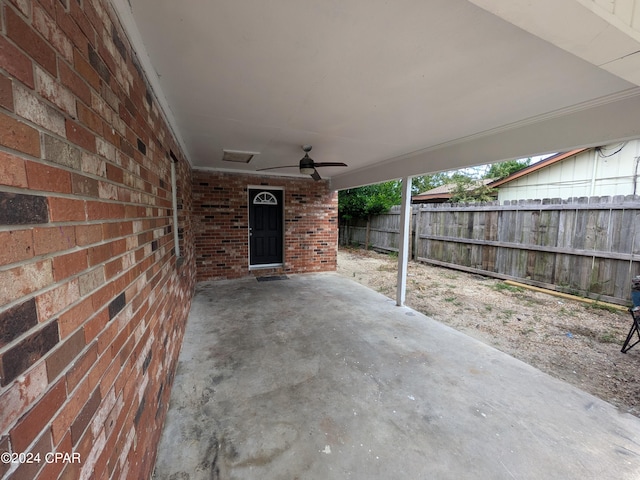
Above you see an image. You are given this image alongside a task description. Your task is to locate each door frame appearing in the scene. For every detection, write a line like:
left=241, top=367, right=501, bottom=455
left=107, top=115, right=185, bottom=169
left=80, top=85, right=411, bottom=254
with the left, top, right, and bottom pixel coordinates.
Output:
left=248, top=185, right=285, bottom=269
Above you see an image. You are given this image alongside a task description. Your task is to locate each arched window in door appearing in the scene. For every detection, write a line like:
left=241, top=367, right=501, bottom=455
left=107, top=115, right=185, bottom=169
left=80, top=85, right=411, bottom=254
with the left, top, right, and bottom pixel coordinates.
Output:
left=253, top=191, right=278, bottom=205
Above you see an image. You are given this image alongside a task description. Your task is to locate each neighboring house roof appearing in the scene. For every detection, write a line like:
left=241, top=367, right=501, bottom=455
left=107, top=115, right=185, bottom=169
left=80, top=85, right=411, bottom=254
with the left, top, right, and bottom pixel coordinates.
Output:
left=412, top=148, right=589, bottom=204
left=412, top=178, right=496, bottom=203
left=488, top=149, right=587, bottom=188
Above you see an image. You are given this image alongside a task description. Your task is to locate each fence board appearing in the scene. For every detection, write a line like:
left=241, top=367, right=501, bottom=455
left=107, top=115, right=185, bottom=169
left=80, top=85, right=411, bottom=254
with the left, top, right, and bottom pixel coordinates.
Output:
left=340, top=196, right=640, bottom=305
left=631, top=211, right=640, bottom=255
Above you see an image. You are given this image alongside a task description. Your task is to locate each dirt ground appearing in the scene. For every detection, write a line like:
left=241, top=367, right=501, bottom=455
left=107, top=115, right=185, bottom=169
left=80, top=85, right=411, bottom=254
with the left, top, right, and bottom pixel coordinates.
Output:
left=337, top=247, right=640, bottom=417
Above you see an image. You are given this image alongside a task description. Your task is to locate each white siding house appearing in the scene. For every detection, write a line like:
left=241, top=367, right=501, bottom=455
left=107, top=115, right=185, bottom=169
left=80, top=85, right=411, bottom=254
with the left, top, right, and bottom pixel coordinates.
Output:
left=494, top=139, right=640, bottom=202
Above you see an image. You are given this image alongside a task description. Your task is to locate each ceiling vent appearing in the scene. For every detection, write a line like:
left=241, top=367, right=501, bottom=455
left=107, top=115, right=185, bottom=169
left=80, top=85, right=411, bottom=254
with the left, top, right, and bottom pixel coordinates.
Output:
left=222, top=149, right=259, bottom=163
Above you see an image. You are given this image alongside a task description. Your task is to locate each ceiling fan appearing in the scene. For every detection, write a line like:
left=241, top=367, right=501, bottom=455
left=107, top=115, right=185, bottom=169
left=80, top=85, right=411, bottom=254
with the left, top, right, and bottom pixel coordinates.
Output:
left=258, top=145, right=348, bottom=181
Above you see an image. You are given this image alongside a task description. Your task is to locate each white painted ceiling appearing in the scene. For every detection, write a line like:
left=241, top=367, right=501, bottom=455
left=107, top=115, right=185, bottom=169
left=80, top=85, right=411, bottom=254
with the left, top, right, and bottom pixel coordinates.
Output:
left=113, top=0, right=640, bottom=189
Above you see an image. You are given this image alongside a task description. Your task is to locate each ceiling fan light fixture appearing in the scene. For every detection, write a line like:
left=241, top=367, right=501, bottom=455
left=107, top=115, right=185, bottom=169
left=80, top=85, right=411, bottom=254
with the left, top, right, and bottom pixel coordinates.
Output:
left=255, top=145, right=346, bottom=181
left=299, top=152, right=315, bottom=175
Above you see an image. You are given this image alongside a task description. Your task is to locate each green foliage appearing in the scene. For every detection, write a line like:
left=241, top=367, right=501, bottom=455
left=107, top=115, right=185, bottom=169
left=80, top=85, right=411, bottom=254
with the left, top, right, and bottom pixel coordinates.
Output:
left=485, top=159, right=531, bottom=179
left=598, top=331, right=619, bottom=344
left=585, top=302, right=621, bottom=314
left=490, top=282, right=523, bottom=293
left=447, top=157, right=531, bottom=203
left=410, top=173, right=448, bottom=195
left=448, top=173, right=496, bottom=203
left=340, top=158, right=531, bottom=214
left=338, top=181, right=402, bottom=221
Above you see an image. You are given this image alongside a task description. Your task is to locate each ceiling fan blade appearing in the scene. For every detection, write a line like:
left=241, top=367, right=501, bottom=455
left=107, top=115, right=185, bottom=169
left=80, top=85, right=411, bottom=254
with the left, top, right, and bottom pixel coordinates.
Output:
left=256, top=165, right=299, bottom=171
left=313, top=162, right=348, bottom=168
left=311, top=169, right=322, bottom=181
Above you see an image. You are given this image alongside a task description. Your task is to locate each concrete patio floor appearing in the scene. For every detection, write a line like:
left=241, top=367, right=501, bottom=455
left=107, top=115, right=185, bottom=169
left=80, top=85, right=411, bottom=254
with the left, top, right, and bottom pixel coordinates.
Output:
left=152, top=273, right=640, bottom=479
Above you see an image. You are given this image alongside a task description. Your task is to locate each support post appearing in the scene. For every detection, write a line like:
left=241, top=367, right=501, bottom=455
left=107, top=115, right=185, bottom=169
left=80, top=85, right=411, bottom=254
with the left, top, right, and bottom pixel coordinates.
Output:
left=396, top=176, right=412, bottom=306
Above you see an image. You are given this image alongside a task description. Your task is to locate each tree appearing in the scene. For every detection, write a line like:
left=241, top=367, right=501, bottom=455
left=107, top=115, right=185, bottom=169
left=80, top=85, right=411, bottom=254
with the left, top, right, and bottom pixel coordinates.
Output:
left=339, top=158, right=531, bottom=212
left=339, top=181, right=403, bottom=248
left=485, top=159, right=530, bottom=180
left=446, top=172, right=497, bottom=204
left=338, top=181, right=401, bottom=222
left=447, top=159, right=530, bottom=203
left=411, top=173, right=448, bottom=195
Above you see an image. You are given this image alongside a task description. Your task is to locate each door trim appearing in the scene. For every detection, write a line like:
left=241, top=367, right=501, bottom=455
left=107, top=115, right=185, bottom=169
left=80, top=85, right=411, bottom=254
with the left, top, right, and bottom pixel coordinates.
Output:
left=248, top=186, right=285, bottom=268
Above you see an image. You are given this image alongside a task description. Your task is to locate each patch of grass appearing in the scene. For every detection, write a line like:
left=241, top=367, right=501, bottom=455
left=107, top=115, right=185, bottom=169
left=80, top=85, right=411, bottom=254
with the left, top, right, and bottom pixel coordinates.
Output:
left=558, top=307, right=578, bottom=318
left=585, top=302, right=621, bottom=314
left=499, top=309, right=515, bottom=319
left=441, top=272, right=458, bottom=280
left=377, top=264, right=395, bottom=272
left=490, top=282, right=523, bottom=293
left=514, top=289, right=536, bottom=299
left=520, top=327, right=535, bottom=335
left=484, top=305, right=493, bottom=312
left=523, top=295, right=545, bottom=304
left=520, top=297, right=544, bottom=306
left=443, top=296, right=462, bottom=306
left=598, top=331, right=619, bottom=344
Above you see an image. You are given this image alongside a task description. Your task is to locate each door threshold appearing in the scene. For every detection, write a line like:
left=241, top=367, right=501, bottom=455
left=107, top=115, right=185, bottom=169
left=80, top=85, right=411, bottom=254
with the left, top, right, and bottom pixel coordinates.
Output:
left=249, top=263, right=284, bottom=270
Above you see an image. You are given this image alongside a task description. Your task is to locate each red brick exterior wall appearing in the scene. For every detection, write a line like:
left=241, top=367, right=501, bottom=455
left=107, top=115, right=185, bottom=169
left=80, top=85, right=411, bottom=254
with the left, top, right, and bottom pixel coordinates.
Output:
left=0, top=0, right=340, bottom=478
left=193, top=171, right=338, bottom=280
left=0, top=1, right=195, bottom=479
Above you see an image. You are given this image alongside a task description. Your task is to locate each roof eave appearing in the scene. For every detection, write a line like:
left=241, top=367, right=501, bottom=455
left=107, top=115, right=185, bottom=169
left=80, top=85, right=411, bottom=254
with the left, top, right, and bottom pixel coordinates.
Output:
left=489, top=148, right=589, bottom=187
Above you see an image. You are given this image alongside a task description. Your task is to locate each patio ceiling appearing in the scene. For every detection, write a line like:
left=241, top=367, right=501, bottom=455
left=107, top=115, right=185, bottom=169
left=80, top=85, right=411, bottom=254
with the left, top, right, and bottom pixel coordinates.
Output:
left=112, top=0, right=640, bottom=190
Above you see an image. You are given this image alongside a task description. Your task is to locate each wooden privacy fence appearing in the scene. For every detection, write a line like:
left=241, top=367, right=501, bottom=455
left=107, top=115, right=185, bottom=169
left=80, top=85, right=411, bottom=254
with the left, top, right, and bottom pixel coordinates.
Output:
left=340, top=196, right=640, bottom=305
left=339, top=205, right=418, bottom=252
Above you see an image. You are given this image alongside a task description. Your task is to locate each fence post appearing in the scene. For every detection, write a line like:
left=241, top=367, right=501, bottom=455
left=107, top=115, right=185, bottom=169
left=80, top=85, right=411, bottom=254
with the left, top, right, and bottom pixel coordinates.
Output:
left=365, top=215, right=371, bottom=250
left=413, top=206, right=421, bottom=260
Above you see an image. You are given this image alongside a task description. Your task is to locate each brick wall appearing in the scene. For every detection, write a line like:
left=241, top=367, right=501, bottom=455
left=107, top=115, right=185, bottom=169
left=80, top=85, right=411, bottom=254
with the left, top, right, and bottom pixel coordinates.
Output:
left=0, top=1, right=195, bottom=479
left=193, top=171, right=338, bottom=280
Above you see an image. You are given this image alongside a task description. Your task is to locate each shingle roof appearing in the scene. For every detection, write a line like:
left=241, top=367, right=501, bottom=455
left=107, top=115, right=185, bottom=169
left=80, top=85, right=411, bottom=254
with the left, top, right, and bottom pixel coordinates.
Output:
left=412, top=149, right=589, bottom=203
left=488, top=149, right=587, bottom=188
left=412, top=178, right=495, bottom=202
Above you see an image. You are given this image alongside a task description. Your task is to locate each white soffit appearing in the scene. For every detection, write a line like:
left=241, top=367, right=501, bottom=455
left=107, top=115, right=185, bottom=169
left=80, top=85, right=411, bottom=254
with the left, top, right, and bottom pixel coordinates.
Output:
left=468, top=0, right=640, bottom=84
left=113, top=0, right=640, bottom=189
